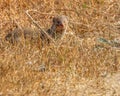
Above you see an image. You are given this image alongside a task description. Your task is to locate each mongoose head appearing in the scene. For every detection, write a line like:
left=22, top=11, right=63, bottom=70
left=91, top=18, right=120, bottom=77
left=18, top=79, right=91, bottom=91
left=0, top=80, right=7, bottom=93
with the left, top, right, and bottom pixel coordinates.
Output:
left=50, top=15, right=68, bottom=39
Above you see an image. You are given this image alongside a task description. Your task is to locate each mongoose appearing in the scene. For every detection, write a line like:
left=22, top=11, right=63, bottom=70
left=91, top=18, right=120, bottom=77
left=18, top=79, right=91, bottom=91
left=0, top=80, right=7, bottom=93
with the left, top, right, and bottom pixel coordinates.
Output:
left=5, top=15, right=68, bottom=44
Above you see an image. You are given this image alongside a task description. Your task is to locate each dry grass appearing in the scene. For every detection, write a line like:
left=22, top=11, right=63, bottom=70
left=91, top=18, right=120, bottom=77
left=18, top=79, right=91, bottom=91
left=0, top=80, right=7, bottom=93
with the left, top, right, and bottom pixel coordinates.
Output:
left=0, top=0, right=120, bottom=96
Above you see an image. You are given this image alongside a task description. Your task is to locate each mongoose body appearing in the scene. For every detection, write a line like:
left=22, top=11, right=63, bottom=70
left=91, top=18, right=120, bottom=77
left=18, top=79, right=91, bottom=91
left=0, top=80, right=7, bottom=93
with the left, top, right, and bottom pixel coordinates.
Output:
left=5, top=28, right=41, bottom=43
left=5, top=15, right=68, bottom=44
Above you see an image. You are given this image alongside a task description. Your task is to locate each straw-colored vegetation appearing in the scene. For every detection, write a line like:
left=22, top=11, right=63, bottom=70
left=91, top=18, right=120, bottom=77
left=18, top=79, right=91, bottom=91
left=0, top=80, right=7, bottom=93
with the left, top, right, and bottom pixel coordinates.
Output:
left=0, top=0, right=120, bottom=95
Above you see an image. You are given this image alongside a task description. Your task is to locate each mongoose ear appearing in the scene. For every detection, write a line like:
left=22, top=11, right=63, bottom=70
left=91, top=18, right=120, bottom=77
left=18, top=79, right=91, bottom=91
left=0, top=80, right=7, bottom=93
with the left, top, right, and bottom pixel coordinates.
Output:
left=53, top=17, right=56, bottom=23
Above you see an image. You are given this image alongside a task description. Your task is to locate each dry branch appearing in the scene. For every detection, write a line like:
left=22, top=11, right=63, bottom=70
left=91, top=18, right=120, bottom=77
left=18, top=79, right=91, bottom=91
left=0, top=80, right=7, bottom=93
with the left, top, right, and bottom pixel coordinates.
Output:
left=25, top=10, right=56, bottom=44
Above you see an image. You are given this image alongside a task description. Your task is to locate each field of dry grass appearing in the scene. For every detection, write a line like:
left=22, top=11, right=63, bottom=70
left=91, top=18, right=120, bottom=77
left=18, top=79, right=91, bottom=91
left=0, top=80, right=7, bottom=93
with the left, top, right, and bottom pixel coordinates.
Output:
left=0, top=0, right=120, bottom=96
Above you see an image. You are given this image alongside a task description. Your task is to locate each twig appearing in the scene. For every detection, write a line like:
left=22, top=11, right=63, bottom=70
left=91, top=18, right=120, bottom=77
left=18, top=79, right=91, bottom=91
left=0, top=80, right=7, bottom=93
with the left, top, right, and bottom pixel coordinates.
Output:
left=26, top=9, right=54, bottom=15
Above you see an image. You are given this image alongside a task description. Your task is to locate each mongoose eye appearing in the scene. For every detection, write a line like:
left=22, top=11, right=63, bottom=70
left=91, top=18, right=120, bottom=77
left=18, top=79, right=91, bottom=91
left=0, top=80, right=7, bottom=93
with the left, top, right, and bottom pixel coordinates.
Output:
left=57, top=21, right=63, bottom=26
left=57, top=21, right=60, bottom=24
